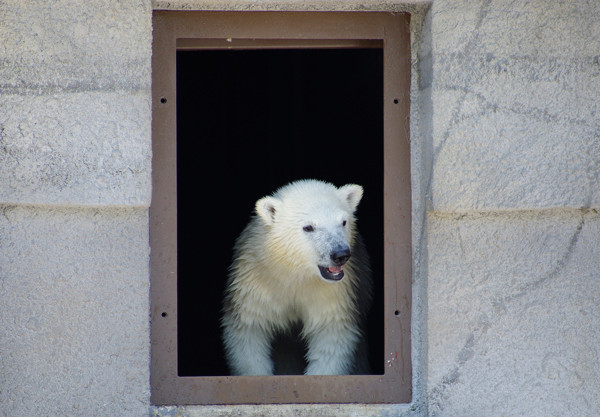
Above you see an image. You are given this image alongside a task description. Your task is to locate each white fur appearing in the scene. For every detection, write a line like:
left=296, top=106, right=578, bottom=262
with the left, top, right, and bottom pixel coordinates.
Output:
left=222, top=179, right=372, bottom=375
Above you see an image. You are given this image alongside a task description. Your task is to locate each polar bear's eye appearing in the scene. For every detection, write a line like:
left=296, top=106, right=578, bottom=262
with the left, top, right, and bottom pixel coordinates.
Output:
left=342, top=220, right=347, bottom=227
left=303, top=225, right=315, bottom=232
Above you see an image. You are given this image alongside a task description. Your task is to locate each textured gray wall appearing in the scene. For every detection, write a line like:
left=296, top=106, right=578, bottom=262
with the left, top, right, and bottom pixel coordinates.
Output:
left=0, top=206, right=150, bottom=416
left=429, top=0, right=600, bottom=211
left=0, top=1, right=152, bottom=205
left=0, top=0, right=152, bottom=416
left=426, top=1, right=600, bottom=416
left=428, top=209, right=600, bottom=416
left=1, top=0, right=599, bottom=416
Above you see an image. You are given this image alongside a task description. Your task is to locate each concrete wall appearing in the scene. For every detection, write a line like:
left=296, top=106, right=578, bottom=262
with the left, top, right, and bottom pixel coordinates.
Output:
left=0, top=0, right=152, bottom=416
left=1, top=0, right=599, bottom=416
left=426, top=1, right=600, bottom=415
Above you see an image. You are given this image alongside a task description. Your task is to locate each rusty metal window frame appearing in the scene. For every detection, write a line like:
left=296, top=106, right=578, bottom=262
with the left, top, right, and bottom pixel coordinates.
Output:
left=150, top=11, right=412, bottom=405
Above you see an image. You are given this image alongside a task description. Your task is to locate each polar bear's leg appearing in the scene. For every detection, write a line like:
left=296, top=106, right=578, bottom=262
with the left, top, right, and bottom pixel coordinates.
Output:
left=223, top=323, right=273, bottom=375
left=303, top=322, right=360, bottom=375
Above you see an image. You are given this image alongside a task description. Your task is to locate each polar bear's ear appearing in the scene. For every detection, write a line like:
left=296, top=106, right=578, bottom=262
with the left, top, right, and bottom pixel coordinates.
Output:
left=255, top=196, right=281, bottom=225
left=338, top=184, right=363, bottom=210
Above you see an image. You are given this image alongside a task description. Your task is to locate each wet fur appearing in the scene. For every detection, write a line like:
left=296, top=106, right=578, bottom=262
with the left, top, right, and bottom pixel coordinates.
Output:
left=222, top=180, right=372, bottom=375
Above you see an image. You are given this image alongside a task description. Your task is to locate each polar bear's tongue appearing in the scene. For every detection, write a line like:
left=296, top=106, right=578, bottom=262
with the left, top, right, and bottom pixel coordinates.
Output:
left=328, top=265, right=344, bottom=275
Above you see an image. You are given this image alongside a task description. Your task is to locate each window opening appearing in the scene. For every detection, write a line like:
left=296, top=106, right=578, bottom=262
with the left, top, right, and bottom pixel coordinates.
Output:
left=176, top=48, right=384, bottom=377
left=150, top=11, right=412, bottom=405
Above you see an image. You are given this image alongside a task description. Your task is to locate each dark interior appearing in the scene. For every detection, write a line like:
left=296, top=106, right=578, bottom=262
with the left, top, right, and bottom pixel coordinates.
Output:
left=176, top=48, right=384, bottom=376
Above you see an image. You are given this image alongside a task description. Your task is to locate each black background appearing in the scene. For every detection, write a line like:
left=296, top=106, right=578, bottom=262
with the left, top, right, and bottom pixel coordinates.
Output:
left=176, top=48, right=384, bottom=376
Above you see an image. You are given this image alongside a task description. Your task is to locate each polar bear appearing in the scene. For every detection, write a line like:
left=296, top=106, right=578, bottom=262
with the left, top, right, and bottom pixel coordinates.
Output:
left=222, top=179, right=372, bottom=375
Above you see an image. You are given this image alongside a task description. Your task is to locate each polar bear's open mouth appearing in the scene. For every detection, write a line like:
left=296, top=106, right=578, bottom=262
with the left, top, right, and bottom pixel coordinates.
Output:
left=318, top=265, right=345, bottom=281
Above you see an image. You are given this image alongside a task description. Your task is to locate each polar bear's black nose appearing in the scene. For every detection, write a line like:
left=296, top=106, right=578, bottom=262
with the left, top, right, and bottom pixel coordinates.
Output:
left=331, top=248, right=351, bottom=265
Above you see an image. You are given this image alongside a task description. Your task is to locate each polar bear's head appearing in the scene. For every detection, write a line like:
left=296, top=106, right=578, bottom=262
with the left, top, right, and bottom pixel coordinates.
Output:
left=255, top=179, right=363, bottom=282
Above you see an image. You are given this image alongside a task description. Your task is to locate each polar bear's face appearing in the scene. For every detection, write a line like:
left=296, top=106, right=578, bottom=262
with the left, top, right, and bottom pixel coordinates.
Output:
left=255, top=180, right=363, bottom=282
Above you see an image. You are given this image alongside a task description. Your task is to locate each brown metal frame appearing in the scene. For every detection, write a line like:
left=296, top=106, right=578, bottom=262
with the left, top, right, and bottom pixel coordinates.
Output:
left=150, top=11, right=412, bottom=405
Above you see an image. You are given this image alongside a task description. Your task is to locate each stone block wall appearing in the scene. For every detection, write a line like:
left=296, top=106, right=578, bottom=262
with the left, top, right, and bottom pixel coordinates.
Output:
left=0, top=1, right=152, bottom=415
left=1, top=1, right=598, bottom=416
left=426, top=1, right=600, bottom=415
